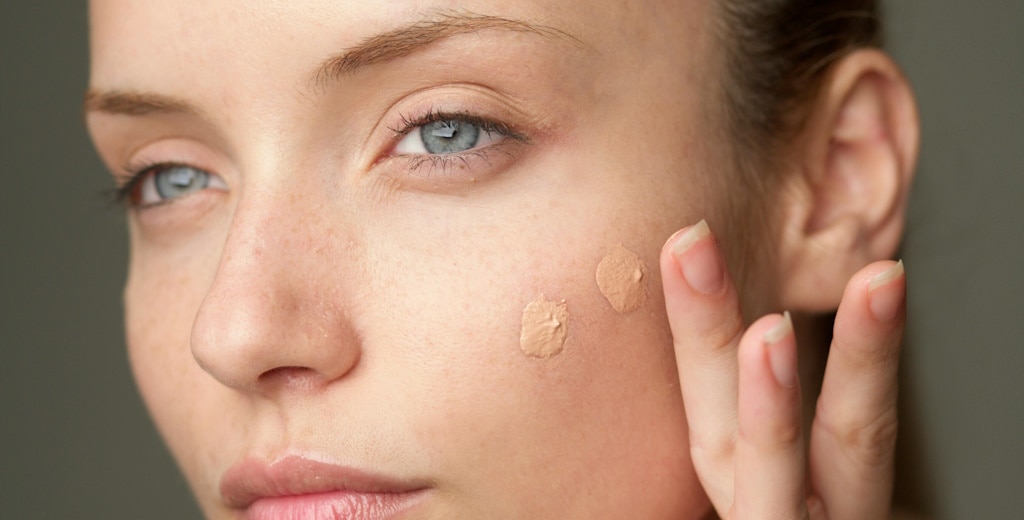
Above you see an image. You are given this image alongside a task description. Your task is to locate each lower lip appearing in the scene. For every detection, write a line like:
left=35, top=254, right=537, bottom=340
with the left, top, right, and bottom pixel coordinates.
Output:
left=244, top=490, right=426, bottom=520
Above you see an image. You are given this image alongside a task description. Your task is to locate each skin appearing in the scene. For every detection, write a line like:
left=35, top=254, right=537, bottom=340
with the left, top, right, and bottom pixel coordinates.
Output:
left=86, top=0, right=918, bottom=518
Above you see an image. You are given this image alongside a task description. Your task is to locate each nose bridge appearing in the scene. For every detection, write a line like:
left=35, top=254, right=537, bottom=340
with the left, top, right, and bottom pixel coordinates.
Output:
left=190, top=183, right=361, bottom=395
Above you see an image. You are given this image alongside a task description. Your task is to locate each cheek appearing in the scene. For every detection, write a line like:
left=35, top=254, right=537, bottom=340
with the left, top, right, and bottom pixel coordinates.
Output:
left=123, top=238, right=233, bottom=506
left=378, top=245, right=700, bottom=515
left=356, top=153, right=706, bottom=513
left=125, top=255, right=199, bottom=423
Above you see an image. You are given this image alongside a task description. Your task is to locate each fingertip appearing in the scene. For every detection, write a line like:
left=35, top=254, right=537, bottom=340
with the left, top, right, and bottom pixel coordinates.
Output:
left=762, top=311, right=793, bottom=345
left=764, top=312, right=798, bottom=389
left=669, top=219, right=711, bottom=258
left=740, top=313, right=790, bottom=347
left=662, top=220, right=725, bottom=296
left=661, top=221, right=700, bottom=255
left=846, top=260, right=906, bottom=297
left=739, top=313, right=798, bottom=390
left=660, top=220, right=741, bottom=342
left=836, top=260, right=907, bottom=331
left=867, top=260, right=906, bottom=322
left=868, top=260, right=905, bottom=292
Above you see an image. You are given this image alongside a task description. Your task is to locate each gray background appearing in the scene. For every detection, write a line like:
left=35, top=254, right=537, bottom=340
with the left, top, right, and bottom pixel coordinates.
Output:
left=1, top=1, right=1021, bottom=518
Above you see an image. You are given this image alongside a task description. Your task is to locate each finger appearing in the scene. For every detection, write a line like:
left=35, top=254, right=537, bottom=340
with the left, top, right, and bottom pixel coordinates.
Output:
left=661, top=220, right=745, bottom=511
left=810, top=260, right=906, bottom=519
left=732, top=312, right=809, bottom=519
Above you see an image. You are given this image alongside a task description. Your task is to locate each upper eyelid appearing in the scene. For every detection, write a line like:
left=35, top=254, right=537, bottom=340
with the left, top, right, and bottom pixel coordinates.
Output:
left=99, top=134, right=230, bottom=194
left=117, top=159, right=187, bottom=190
left=387, top=110, right=528, bottom=145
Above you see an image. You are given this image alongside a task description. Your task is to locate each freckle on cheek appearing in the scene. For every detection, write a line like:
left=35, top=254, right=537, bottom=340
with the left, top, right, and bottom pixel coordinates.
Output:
left=519, top=295, right=569, bottom=359
left=596, top=244, right=647, bottom=314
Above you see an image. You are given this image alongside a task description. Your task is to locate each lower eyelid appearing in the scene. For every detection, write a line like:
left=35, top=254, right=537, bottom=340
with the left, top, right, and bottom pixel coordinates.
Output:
left=380, top=138, right=523, bottom=188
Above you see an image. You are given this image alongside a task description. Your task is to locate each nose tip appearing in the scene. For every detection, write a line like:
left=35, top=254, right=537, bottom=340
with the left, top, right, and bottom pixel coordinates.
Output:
left=191, top=293, right=362, bottom=395
left=189, top=260, right=363, bottom=396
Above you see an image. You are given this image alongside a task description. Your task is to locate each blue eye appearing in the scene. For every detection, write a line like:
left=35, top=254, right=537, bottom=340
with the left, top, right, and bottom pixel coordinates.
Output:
left=394, top=117, right=504, bottom=155
left=154, top=166, right=210, bottom=199
left=419, top=120, right=480, bottom=153
left=121, top=164, right=228, bottom=207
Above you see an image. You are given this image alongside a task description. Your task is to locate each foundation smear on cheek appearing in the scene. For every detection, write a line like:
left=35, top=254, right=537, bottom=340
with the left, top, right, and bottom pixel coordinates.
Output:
left=596, top=244, right=647, bottom=314
left=519, top=295, right=569, bottom=359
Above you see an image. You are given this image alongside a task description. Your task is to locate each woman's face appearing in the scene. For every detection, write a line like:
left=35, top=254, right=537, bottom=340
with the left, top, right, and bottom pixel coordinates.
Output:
left=88, top=0, right=744, bottom=517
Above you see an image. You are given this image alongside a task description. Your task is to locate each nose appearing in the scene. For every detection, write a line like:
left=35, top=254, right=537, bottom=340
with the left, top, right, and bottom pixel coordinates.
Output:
left=190, top=193, right=362, bottom=396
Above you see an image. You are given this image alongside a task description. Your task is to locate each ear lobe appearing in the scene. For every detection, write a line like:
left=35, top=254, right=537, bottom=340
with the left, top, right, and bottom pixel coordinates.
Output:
left=777, top=50, right=919, bottom=312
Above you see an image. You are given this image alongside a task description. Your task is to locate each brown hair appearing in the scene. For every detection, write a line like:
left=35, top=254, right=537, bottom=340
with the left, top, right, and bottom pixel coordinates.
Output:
left=716, top=0, right=882, bottom=175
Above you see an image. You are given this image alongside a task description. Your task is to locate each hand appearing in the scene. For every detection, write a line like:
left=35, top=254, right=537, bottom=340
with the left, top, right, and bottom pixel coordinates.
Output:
left=661, top=220, right=906, bottom=519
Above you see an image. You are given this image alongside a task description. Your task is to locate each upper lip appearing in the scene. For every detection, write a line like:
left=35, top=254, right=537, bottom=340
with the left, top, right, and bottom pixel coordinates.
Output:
left=220, top=454, right=430, bottom=509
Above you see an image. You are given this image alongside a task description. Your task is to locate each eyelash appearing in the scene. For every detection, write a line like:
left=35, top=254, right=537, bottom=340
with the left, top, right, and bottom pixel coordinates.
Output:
left=111, top=160, right=169, bottom=206
left=389, top=108, right=524, bottom=141
left=386, top=108, right=527, bottom=172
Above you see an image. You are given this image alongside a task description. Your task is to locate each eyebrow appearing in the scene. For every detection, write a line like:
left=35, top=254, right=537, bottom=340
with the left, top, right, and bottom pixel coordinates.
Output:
left=85, top=11, right=582, bottom=117
left=83, top=89, right=203, bottom=117
left=311, top=11, right=583, bottom=88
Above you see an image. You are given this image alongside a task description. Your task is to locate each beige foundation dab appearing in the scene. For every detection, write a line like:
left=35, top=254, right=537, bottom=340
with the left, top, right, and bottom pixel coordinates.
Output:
left=519, top=295, right=569, bottom=359
left=596, top=244, right=646, bottom=314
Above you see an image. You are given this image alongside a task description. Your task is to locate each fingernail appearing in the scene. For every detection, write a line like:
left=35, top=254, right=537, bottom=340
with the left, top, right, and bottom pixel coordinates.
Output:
left=671, top=220, right=724, bottom=295
left=868, top=260, right=905, bottom=322
left=763, top=312, right=797, bottom=388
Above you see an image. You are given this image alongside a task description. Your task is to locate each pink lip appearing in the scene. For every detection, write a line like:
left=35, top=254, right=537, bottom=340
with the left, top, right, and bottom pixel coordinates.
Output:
left=220, top=455, right=430, bottom=519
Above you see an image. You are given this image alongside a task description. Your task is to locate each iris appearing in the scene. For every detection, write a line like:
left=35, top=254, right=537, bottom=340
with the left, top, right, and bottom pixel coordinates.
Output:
left=419, top=120, right=481, bottom=154
left=154, top=166, right=211, bottom=199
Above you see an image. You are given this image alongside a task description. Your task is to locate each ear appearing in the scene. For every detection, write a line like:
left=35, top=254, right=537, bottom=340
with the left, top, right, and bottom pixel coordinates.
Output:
left=775, top=49, right=919, bottom=313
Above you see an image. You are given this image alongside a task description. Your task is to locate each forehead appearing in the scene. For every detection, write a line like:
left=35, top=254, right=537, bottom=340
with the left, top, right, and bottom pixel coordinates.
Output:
left=88, top=0, right=713, bottom=89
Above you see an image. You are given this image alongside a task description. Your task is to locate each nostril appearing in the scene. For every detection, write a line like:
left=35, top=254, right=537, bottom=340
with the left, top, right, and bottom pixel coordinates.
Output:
left=257, top=366, right=323, bottom=392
